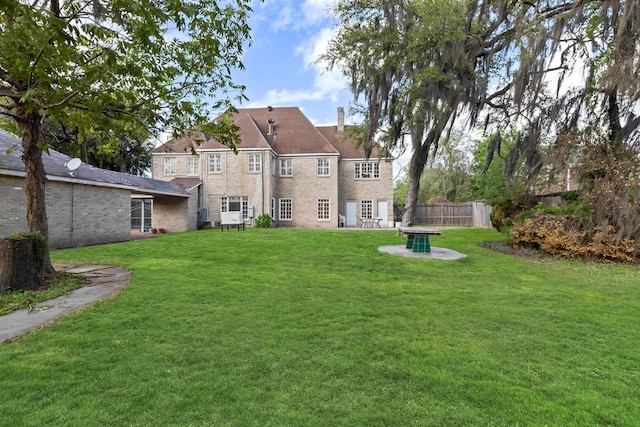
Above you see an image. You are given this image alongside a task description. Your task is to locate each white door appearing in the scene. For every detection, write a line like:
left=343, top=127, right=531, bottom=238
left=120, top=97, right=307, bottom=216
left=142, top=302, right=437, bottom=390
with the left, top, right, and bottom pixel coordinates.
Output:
left=346, top=201, right=357, bottom=227
left=377, top=200, right=388, bottom=227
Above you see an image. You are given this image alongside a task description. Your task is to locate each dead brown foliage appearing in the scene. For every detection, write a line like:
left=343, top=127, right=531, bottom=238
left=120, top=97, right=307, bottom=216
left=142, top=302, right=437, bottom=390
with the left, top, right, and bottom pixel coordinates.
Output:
left=510, top=213, right=640, bottom=264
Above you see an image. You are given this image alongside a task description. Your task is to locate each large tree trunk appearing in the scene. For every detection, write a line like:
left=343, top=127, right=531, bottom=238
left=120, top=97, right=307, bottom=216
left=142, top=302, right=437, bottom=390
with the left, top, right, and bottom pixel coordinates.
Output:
left=402, top=132, right=432, bottom=227
left=16, top=106, right=55, bottom=276
left=401, top=117, right=449, bottom=227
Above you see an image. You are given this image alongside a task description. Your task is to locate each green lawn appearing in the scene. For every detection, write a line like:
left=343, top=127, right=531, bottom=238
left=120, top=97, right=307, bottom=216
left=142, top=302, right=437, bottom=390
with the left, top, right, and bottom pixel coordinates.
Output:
left=1, top=228, right=639, bottom=426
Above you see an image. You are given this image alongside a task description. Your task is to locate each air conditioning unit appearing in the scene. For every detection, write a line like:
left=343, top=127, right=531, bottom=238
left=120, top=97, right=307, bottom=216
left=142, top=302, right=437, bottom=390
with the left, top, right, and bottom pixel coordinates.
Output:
left=221, top=211, right=243, bottom=225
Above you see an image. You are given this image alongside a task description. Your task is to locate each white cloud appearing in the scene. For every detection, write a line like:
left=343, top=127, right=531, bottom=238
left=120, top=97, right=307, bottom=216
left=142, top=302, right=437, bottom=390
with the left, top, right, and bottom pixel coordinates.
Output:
left=247, top=26, right=348, bottom=107
left=301, top=0, right=331, bottom=27
left=298, top=27, right=347, bottom=96
left=258, top=0, right=332, bottom=32
left=271, top=4, right=295, bottom=31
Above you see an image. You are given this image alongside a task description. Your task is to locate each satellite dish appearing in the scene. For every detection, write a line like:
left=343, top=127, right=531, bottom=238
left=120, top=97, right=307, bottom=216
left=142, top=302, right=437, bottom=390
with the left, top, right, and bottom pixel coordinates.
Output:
left=65, top=158, right=82, bottom=176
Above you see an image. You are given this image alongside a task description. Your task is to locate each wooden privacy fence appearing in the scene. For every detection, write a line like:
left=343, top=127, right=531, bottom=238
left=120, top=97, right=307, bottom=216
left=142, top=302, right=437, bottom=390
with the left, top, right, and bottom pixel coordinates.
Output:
left=414, top=201, right=492, bottom=228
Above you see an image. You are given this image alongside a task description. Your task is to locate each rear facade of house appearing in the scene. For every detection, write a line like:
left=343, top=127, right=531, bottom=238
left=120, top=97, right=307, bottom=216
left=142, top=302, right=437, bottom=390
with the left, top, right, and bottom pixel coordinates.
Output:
left=152, top=107, right=394, bottom=228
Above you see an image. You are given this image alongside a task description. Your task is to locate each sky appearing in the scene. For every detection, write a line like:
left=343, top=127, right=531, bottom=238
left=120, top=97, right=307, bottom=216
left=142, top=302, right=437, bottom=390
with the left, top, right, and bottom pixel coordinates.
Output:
left=233, top=0, right=354, bottom=127
left=230, top=0, right=411, bottom=178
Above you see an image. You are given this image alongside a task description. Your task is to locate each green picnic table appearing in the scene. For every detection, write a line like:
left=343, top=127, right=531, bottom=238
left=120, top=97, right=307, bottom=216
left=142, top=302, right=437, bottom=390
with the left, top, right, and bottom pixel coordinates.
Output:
left=398, top=227, right=442, bottom=253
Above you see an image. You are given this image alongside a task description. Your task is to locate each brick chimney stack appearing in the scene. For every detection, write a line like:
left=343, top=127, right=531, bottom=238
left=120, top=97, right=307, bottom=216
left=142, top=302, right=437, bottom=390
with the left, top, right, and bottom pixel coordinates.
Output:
left=337, top=107, right=345, bottom=133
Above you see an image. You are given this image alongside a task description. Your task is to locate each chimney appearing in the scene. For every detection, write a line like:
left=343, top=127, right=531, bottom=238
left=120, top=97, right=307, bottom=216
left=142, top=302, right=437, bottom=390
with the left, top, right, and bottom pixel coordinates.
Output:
left=337, top=107, right=345, bottom=133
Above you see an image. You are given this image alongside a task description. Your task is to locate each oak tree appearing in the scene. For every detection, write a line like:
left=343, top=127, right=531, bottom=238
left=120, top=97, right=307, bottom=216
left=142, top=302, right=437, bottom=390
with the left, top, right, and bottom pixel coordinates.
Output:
left=326, top=1, right=640, bottom=231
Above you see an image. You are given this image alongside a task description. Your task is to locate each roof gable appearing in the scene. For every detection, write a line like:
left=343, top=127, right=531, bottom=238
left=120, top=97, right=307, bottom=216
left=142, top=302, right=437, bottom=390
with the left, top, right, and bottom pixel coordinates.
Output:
left=153, top=130, right=208, bottom=154
left=317, top=125, right=388, bottom=160
left=200, top=113, right=271, bottom=150
left=231, top=107, right=338, bottom=155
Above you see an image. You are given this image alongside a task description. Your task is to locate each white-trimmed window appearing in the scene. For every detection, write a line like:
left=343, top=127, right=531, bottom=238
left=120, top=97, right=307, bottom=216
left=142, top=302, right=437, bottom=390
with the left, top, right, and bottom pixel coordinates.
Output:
left=317, top=158, right=330, bottom=176
left=208, top=154, right=221, bottom=173
left=279, top=198, right=292, bottom=221
left=221, top=196, right=248, bottom=219
left=355, top=162, right=379, bottom=179
left=271, top=198, right=276, bottom=219
left=361, top=200, right=373, bottom=219
left=163, top=157, right=176, bottom=176
left=317, top=198, right=330, bottom=220
left=248, top=153, right=262, bottom=172
left=280, top=158, right=293, bottom=176
left=187, top=156, right=199, bottom=176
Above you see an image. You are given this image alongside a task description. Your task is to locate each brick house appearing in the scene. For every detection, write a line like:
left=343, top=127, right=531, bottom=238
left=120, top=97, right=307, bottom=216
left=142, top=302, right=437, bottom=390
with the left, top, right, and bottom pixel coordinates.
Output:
left=0, top=130, right=195, bottom=248
left=152, top=107, right=394, bottom=228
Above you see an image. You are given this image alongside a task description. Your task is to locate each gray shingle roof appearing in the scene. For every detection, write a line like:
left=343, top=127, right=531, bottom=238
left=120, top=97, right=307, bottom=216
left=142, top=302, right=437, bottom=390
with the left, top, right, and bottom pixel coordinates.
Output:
left=0, top=130, right=188, bottom=197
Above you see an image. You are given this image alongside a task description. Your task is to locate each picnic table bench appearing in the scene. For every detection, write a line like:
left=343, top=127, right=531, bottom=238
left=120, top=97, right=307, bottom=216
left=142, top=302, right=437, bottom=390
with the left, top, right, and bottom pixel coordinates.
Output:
left=220, top=222, right=245, bottom=231
left=398, top=227, right=441, bottom=253
left=220, top=211, right=245, bottom=231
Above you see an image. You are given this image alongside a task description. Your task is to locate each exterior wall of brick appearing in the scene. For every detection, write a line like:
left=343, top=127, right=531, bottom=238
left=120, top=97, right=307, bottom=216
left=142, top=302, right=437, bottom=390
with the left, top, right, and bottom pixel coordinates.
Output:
left=0, top=176, right=28, bottom=236
left=152, top=188, right=198, bottom=233
left=338, top=159, right=395, bottom=225
left=152, top=129, right=396, bottom=228
left=152, top=153, right=201, bottom=182
left=1, top=176, right=131, bottom=248
left=152, top=148, right=396, bottom=228
left=275, top=155, right=339, bottom=228
left=200, top=150, right=271, bottom=225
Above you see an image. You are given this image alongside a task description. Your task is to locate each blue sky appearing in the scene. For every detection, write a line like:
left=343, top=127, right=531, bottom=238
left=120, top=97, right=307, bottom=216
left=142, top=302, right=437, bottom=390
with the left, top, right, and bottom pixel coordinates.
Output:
left=233, top=0, right=354, bottom=127
left=228, top=0, right=410, bottom=179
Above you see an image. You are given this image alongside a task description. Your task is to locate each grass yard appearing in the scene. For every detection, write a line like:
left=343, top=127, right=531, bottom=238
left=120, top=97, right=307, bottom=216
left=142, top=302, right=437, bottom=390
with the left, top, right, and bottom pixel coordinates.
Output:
left=1, top=227, right=639, bottom=426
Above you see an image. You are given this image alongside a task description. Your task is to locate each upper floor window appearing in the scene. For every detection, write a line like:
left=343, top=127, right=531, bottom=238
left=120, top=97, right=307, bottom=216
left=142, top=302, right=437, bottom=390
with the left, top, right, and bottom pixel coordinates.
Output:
left=354, top=162, right=379, bottom=179
left=317, top=158, right=330, bottom=176
left=208, top=154, right=221, bottom=173
left=280, top=158, right=293, bottom=176
left=163, top=157, right=176, bottom=176
left=187, top=156, right=199, bottom=176
left=248, top=153, right=262, bottom=172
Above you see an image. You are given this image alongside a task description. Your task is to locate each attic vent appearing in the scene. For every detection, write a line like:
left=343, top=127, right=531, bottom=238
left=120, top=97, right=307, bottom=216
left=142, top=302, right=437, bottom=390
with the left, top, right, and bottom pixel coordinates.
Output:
left=267, top=106, right=273, bottom=111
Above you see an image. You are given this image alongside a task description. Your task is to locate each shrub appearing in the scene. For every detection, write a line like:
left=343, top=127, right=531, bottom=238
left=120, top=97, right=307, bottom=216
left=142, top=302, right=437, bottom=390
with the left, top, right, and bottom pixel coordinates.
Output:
left=490, top=195, right=538, bottom=232
left=254, top=214, right=274, bottom=228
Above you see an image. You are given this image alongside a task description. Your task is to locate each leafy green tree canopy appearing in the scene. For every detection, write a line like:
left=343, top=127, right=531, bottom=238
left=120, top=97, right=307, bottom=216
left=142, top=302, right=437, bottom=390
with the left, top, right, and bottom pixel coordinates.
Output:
left=0, top=0, right=254, bottom=273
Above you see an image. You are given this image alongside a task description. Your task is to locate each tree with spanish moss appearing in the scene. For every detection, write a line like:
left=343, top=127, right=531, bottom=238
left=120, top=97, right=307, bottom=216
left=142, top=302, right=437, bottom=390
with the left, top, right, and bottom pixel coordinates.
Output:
left=326, top=1, right=640, bottom=236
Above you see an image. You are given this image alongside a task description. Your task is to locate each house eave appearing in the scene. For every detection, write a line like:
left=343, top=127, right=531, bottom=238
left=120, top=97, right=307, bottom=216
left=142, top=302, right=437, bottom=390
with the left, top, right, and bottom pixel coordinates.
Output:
left=0, top=168, right=190, bottom=198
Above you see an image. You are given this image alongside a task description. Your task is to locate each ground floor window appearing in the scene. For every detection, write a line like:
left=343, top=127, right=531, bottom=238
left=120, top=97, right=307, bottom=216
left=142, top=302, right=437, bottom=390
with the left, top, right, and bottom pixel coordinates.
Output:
left=221, top=196, right=248, bottom=219
left=361, top=199, right=373, bottom=219
left=271, top=198, right=276, bottom=219
left=317, top=198, right=330, bottom=220
left=279, top=198, right=292, bottom=221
